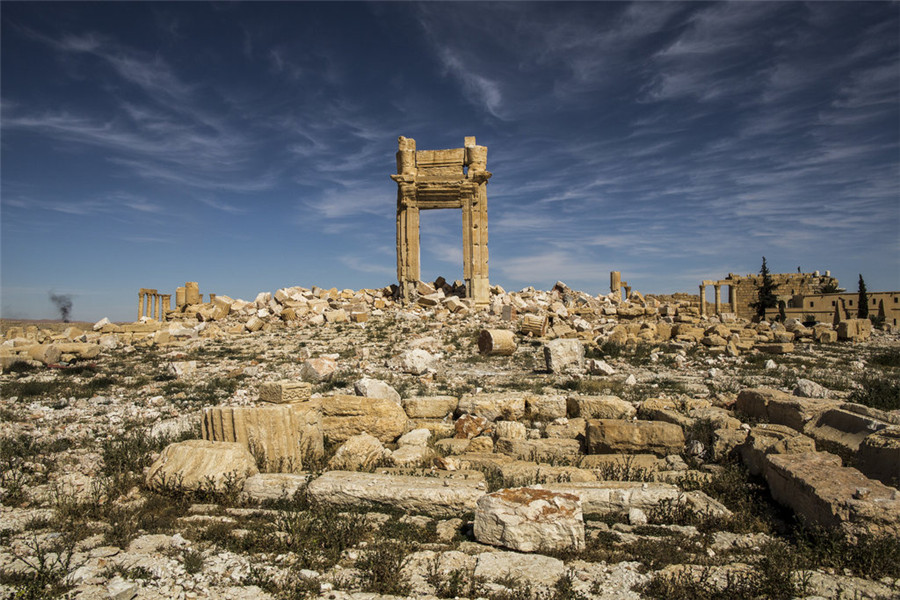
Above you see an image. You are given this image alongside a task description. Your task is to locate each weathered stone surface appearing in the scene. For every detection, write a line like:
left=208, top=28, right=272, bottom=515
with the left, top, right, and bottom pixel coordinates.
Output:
left=398, top=428, right=431, bottom=446
left=402, top=395, right=458, bottom=419
left=306, top=471, right=485, bottom=517
left=390, top=444, right=436, bottom=467
left=543, top=338, right=585, bottom=374
left=243, top=473, right=311, bottom=502
left=490, top=461, right=599, bottom=486
left=494, top=421, right=526, bottom=440
left=793, top=378, right=833, bottom=399
left=327, top=434, right=390, bottom=471
left=454, top=414, right=492, bottom=439
left=146, top=440, right=258, bottom=491
left=399, top=348, right=438, bottom=374
left=567, top=395, right=636, bottom=420
left=764, top=452, right=900, bottom=538
left=202, top=403, right=322, bottom=471
left=474, top=551, right=566, bottom=588
left=837, top=319, right=872, bottom=341
left=578, top=453, right=664, bottom=473
left=545, top=417, right=586, bottom=440
left=258, top=381, right=312, bottom=404
left=739, top=424, right=817, bottom=477
left=757, top=342, right=794, bottom=354
left=354, top=377, right=401, bottom=404
left=434, top=438, right=474, bottom=455
left=474, top=487, right=585, bottom=552
left=857, top=426, right=900, bottom=487
left=26, top=343, right=61, bottom=364
left=477, top=329, right=517, bottom=356
left=804, top=408, right=891, bottom=454
left=299, top=357, right=337, bottom=382
left=525, top=394, right=567, bottom=421
left=541, top=482, right=731, bottom=519
left=494, top=438, right=582, bottom=462
left=56, top=342, right=101, bottom=359
left=586, top=419, right=685, bottom=456
left=458, top=392, right=526, bottom=422
left=735, top=388, right=839, bottom=432
left=318, top=395, right=409, bottom=443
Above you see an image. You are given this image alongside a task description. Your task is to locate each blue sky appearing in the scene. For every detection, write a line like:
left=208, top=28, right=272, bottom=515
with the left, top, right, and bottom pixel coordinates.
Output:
left=2, top=2, right=898, bottom=322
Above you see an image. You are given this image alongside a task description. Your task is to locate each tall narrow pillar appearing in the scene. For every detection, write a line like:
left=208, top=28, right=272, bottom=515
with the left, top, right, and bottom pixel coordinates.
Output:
left=713, top=284, right=722, bottom=315
left=185, top=282, right=201, bottom=305
left=699, top=285, right=706, bottom=317
left=138, top=291, right=145, bottom=320
left=610, top=271, right=621, bottom=296
left=151, top=294, right=158, bottom=320
left=160, top=294, right=171, bottom=321
left=729, top=285, right=737, bottom=314
left=623, top=285, right=631, bottom=300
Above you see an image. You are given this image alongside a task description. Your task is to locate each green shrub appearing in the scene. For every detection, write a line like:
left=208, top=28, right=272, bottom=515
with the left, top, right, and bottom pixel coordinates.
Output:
left=848, top=373, right=900, bottom=411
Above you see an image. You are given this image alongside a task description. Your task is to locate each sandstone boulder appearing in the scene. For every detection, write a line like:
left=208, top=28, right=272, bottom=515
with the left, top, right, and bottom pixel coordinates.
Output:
left=494, top=438, right=582, bottom=462
left=327, top=434, right=390, bottom=471
left=458, top=392, right=526, bottom=422
left=857, top=426, right=900, bottom=487
left=402, top=395, right=459, bottom=419
left=543, top=339, right=585, bottom=374
left=739, top=424, right=817, bottom=477
left=146, top=440, right=257, bottom=491
left=585, top=419, right=684, bottom=456
left=299, top=357, right=337, bottom=382
left=735, top=388, right=839, bottom=432
left=525, top=395, right=567, bottom=421
left=474, top=487, right=585, bottom=552
left=474, top=551, right=565, bottom=588
left=318, top=395, right=409, bottom=443
left=258, top=381, right=312, bottom=404
left=243, top=473, right=311, bottom=502
left=567, top=395, right=636, bottom=420
left=354, top=377, right=401, bottom=404
left=454, top=414, right=492, bottom=439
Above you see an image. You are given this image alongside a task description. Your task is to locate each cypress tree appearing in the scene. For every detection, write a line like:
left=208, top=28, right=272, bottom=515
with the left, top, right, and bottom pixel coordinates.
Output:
left=858, top=274, right=869, bottom=319
left=751, top=257, right=778, bottom=320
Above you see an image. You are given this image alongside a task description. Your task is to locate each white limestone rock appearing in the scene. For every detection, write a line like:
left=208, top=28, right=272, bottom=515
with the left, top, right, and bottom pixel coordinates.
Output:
left=354, top=377, right=401, bottom=404
left=327, top=434, right=390, bottom=471
left=543, top=339, right=585, bottom=374
left=474, top=487, right=585, bottom=552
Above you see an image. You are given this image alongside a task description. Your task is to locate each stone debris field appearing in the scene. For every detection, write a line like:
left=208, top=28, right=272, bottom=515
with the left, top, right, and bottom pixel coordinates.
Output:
left=1, top=279, right=899, bottom=600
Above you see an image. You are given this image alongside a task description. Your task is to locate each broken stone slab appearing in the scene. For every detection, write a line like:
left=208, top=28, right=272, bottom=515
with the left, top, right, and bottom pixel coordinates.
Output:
left=763, top=451, right=900, bottom=538
left=474, top=487, right=585, bottom=552
left=458, top=392, right=526, bottom=422
left=55, top=342, right=101, bottom=359
left=316, top=394, right=410, bottom=443
left=258, top=381, right=312, bottom=404
left=390, top=444, right=436, bottom=467
left=402, top=395, right=459, bottom=419
left=757, top=342, right=795, bottom=354
left=473, top=551, right=566, bottom=588
left=243, top=473, right=312, bottom=502
left=477, top=329, right=517, bottom=356
left=577, top=453, right=664, bottom=473
left=585, top=419, right=685, bottom=456
left=306, top=471, right=485, bottom=517
left=857, top=426, right=900, bottom=488
left=739, top=424, right=818, bottom=477
left=735, top=388, right=840, bottom=432
left=804, top=408, right=891, bottom=454
left=539, top=481, right=731, bottom=519
left=202, top=403, right=322, bottom=471
left=26, top=343, right=61, bottom=365
left=543, top=338, right=585, bottom=373
left=354, top=377, right=401, bottom=404
left=837, top=318, right=872, bottom=341
left=327, top=434, right=391, bottom=471
left=454, top=414, right=493, bottom=439
left=545, top=417, right=586, bottom=439
left=490, top=461, right=599, bottom=486
left=398, top=428, right=431, bottom=446
left=299, top=357, right=337, bottom=382
left=146, top=440, right=258, bottom=492
left=494, top=438, right=582, bottom=462
left=494, top=421, right=526, bottom=440
left=398, top=348, right=438, bottom=375
left=567, top=395, right=636, bottom=420
left=793, top=378, right=834, bottom=399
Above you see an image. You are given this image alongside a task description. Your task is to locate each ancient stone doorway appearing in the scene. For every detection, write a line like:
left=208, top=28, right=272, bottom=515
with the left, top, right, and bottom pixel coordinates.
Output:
left=391, top=136, right=492, bottom=305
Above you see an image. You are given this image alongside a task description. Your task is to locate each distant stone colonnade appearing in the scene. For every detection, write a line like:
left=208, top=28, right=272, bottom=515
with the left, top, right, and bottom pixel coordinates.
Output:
left=138, top=289, right=171, bottom=321
left=609, top=271, right=631, bottom=301
left=699, top=280, right=737, bottom=317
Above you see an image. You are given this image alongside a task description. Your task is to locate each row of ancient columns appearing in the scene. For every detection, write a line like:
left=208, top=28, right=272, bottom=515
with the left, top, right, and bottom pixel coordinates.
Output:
left=138, top=288, right=171, bottom=321
left=699, top=280, right=737, bottom=317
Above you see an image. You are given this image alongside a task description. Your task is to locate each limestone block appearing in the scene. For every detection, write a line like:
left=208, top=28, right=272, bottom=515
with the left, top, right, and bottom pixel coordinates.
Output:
left=764, top=452, right=900, bottom=538
left=837, top=319, right=872, bottom=341
left=458, top=392, right=526, bottom=422
left=757, top=342, right=794, bottom=354
left=586, top=359, right=616, bottom=376
left=398, top=428, right=432, bottom=447
left=711, top=427, right=748, bottom=461
left=202, top=403, right=322, bottom=471
left=92, top=317, right=111, bottom=331
left=586, top=419, right=685, bottom=456
left=244, top=316, right=263, bottom=332
left=26, top=344, right=61, bottom=364
left=567, top=395, right=636, bottom=420
left=474, top=487, right=585, bottom=552
left=243, top=473, right=311, bottom=502
left=474, top=551, right=565, bottom=588
left=318, top=394, right=409, bottom=443
left=454, top=414, right=492, bottom=439
left=735, top=388, right=839, bottom=432
left=578, top=453, right=664, bottom=472
left=434, top=438, right=473, bottom=455
left=477, top=329, right=517, bottom=356
left=354, top=377, right=401, bottom=404
left=146, top=440, right=258, bottom=491
left=324, top=309, right=348, bottom=323
left=492, top=461, right=599, bottom=486
left=403, top=395, right=459, bottom=419
left=391, top=444, right=436, bottom=467
left=327, top=434, right=390, bottom=471
left=258, top=381, right=312, bottom=404
left=804, top=408, right=891, bottom=454
left=545, top=418, right=586, bottom=439
left=306, top=471, right=485, bottom=517
left=739, top=424, right=818, bottom=477
left=525, top=395, right=567, bottom=421
left=299, top=357, right=337, bottom=382
left=520, top=314, right=549, bottom=337
left=543, top=339, right=585, bottom=374
left=467, top=436, right=494, bottom=453
left=399, top=348, right=438, bottom=375
left=494, top=438, right=582, bottom=462
left=495, top=421, right=526, bottom=440
left=814, top=326, right=838, bottom=343
left=857, top=426, right=900, bottom=487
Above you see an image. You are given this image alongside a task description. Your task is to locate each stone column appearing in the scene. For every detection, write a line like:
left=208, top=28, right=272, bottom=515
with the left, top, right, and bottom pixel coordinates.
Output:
left=699, top=284, right=706, bottom=317
left=138, top=291, right=145, bottom=320
left=185, top=282, right=201, bottom=305
left=713, top=284, right=721, bottom=315
left=730, top=285, right=737, bottom=314
left=464, top=138, right=491, bottom=306
left=176, top=287, right=186, bottom=308
left=151, top=294, right=157, bottom=320
left=623, top=285, right=631, bottom=300
left=160, top=294, right=171, bottom=321
left=610, top=271, right=621, bottom=296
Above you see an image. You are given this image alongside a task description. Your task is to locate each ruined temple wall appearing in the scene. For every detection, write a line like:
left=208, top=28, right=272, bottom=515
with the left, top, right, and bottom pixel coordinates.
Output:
left=726, top=272, right=839, bottom=320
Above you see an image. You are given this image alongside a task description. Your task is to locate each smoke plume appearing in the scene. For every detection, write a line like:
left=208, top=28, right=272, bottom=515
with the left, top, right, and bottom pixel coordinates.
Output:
left=49, top=292, right=73, bottom=322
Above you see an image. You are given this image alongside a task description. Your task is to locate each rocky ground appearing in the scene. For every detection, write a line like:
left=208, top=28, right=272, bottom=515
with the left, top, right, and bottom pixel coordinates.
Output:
left=1, top=282, right=898, bottom=600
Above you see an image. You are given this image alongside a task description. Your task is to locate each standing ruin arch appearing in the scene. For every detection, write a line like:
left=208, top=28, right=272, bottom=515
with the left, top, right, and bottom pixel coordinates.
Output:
left=391, top=136, right=492, bottom=305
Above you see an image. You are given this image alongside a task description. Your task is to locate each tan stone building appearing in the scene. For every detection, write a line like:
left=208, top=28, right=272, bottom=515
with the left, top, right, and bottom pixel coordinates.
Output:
left=699, top=271, right=839, bottom=320
left=786, top=291, right=900, bottom=327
